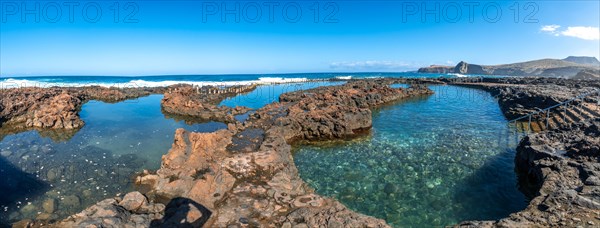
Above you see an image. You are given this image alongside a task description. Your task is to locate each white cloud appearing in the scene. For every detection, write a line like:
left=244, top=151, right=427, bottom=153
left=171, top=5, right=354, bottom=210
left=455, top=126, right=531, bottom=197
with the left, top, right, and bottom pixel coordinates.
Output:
left=541, top=25, right=599, bottom=40
left=329, top=60, right=414, bottom=70
left=541, top=25, right=560, bottom=32
left=560, top=26, right=600, bottom=40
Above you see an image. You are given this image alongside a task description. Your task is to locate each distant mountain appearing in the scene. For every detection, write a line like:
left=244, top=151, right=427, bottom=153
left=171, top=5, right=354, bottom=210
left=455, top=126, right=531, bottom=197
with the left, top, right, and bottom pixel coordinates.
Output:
left=563, top=56, right=600, bottom=66
left=418, top=57, right=600, bottom=78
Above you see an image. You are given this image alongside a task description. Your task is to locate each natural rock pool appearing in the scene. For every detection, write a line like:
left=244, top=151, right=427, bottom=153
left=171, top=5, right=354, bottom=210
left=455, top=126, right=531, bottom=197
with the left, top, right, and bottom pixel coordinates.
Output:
left=0, top=82, right=345, bottom=224
left=0, top=84, right=527, bottom=226
left=293, top=85, right=527, bottom=227
left=0, top=95, right=225, bottom=223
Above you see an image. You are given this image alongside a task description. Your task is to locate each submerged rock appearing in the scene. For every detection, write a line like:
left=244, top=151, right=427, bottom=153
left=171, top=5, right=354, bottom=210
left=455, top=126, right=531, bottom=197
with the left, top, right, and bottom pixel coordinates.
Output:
left=42, top=198, right=56, bottom=214
left=61, top=195, right=81, bottom=210
left=0, top=150, right=12, bottom=157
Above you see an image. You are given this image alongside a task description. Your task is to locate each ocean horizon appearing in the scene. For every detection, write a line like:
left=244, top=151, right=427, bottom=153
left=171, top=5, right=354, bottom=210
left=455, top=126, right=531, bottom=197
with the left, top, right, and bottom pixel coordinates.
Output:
left=0, top=72, right=461, bottom=88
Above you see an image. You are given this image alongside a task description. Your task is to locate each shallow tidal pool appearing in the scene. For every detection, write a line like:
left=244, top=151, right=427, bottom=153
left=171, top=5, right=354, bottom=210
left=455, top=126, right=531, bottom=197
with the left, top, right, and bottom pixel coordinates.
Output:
left=0, top=95, right=226, bottom=224
left=293, top=85, right=527, bottom=227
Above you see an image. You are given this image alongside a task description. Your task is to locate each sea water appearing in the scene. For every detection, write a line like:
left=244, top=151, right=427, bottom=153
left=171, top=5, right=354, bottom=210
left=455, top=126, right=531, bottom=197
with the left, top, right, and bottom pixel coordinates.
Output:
left=0, top=72, right=447, bottom=88
left=293, top=85, right=527, bottom=227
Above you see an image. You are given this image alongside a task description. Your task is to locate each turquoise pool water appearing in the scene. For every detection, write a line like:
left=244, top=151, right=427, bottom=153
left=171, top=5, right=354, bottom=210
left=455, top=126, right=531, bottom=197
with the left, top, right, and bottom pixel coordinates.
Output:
left=0, top=84, right=527, bottom=226
left=0, top=95, right=225, bottom=223
left=293, top=85, right=527, bottom=227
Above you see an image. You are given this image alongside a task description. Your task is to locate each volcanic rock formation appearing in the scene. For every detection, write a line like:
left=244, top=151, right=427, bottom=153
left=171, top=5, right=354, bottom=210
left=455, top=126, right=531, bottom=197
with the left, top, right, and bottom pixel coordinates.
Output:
left=28, top=80, right=433, bottom=228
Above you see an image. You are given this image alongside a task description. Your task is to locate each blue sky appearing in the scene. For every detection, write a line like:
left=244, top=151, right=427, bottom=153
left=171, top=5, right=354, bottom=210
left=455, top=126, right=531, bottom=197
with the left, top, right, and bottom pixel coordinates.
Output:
left=1, top=0, right=599, bottom=76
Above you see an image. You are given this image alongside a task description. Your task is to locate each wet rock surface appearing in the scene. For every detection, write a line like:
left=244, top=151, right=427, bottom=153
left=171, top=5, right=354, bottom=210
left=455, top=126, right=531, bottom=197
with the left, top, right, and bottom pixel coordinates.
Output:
left=32, top=80, right=432, bottom=227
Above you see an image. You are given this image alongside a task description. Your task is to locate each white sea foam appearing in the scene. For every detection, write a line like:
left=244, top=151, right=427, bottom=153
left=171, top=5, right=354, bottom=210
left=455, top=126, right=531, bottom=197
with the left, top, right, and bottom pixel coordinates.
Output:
left=256, top=77, right=310, bottom=84
left=448, top=73, right=467, bottom=78
left=0, top=77, right=313, bottom=88
left=335, top=76, right=352, bottom=80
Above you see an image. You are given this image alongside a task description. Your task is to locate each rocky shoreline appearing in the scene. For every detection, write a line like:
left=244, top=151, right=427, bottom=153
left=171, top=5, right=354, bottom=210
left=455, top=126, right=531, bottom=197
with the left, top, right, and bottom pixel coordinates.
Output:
left=2, top=77, right=600, bottom=227
left=458, top=119, right=600, bottom=227
left=444, top=78, right=600, bottom=227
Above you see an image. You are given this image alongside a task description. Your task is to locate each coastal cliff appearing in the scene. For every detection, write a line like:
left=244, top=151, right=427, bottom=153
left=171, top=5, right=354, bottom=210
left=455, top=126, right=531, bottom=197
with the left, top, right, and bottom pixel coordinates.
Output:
left=418, top=57, right=600, bottom=78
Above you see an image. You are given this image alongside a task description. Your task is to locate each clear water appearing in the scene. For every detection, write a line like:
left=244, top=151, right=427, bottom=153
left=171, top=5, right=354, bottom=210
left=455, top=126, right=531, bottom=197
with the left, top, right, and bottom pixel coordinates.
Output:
left=220, top=81, right=345, bottom=109
left=0, top=95, right=226, bottom=223
left=293, top=85, right=527, bottom=227
left=390, top=83, right=410, bottom=89
left=0, top=83, right=527, bottom=227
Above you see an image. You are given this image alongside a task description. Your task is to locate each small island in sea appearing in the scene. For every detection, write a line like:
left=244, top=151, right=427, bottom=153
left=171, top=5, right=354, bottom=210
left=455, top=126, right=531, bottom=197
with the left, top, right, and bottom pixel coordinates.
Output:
left=1, top=1, right=599, bottom=227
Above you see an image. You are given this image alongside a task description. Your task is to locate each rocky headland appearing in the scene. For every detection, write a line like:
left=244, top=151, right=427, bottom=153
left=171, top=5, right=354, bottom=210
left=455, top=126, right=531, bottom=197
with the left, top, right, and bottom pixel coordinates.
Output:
left=418, top=56, right=600, bottom=78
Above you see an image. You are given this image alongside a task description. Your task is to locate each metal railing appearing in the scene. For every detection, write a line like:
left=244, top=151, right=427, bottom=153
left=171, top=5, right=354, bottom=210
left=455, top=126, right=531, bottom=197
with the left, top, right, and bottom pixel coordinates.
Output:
left=507, top=89, right=600, bottom=138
